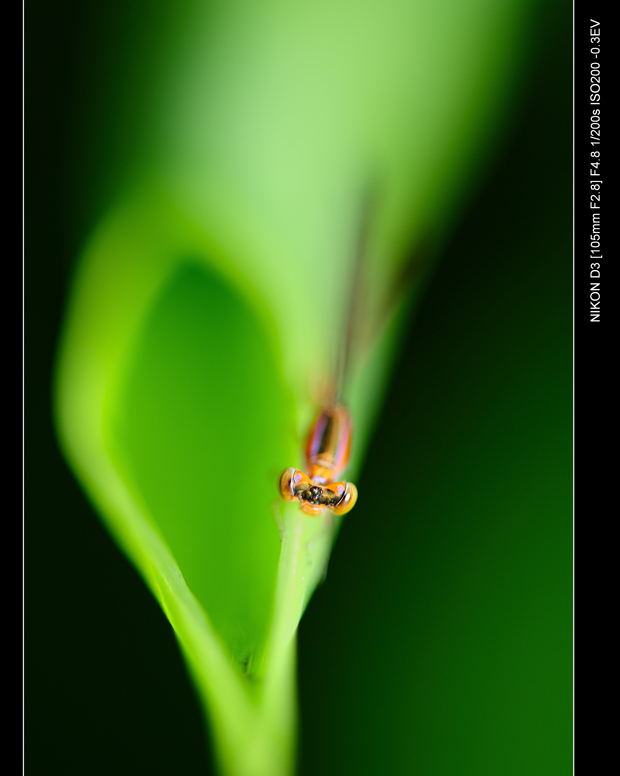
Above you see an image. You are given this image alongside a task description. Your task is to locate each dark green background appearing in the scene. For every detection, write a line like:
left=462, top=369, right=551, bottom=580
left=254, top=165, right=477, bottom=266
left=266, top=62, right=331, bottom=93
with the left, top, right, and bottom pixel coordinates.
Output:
left=26, top=2, right=571, bottom=773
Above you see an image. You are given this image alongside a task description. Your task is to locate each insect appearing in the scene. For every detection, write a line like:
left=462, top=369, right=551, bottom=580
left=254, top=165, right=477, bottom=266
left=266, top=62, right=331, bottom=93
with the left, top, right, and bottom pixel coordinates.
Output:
left=277, top=189, right=376, bottom=518
left=278, top=182, right=422, bottom=518
left=279, top=403, right=358, bottom=516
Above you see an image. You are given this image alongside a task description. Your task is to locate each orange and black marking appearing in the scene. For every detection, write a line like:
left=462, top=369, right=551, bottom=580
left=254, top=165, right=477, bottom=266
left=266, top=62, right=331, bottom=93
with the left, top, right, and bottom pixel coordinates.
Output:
left=279, top=404, right=358, bottom=516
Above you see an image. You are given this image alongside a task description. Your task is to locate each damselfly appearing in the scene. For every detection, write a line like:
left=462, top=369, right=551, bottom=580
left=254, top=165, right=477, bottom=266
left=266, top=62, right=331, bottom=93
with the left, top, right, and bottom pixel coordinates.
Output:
left=278, top=184, right=429, bottom=517
left=278, top=189, right=380, bottom=518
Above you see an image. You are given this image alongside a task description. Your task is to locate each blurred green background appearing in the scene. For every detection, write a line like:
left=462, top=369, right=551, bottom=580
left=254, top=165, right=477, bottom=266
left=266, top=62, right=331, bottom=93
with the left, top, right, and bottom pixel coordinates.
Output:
left=26, top=1, right=571, bottom=774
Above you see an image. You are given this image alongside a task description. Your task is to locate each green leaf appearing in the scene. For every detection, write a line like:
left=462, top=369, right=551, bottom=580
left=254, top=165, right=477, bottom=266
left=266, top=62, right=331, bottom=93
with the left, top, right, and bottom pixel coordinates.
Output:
left=53, top=1, right=539, bottom=773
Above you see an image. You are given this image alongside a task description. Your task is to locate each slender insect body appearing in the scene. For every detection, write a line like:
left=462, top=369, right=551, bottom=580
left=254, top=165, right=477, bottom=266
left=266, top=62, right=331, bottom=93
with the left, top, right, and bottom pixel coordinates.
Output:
left=305, top=404, right=352, bottom=484
left=278, top=189, right=379, bottom=518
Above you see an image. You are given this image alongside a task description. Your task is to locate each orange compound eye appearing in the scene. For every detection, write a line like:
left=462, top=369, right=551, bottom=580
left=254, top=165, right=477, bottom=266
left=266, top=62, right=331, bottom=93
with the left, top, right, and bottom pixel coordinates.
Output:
left=279, top=468, right=310, bottom=502
left=329, top=481, right=358, bottom=516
